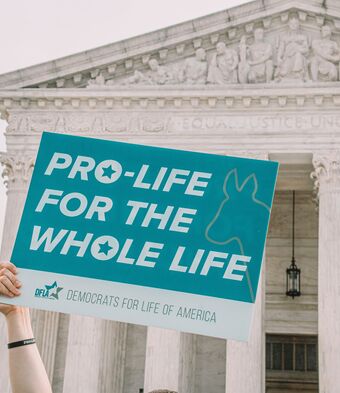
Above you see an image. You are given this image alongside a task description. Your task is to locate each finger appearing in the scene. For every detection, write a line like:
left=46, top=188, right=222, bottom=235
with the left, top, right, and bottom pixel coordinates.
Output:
left=2, top=269, right=21, bottom=288
left=0, top=262, right=17, bottom=275
left=0, top=282, right=14, bottom=298
left=0, top=276, right=20, bottom=296
left=0, top=276, right=20, bottom=295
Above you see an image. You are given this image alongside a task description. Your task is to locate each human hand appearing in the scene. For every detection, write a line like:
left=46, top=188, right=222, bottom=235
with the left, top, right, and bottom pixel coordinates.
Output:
left=0, top=261, right=21, bottom=317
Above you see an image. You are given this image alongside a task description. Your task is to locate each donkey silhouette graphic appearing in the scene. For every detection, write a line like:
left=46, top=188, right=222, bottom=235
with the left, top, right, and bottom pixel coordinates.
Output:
left=205, top=168, right=270, bottom=256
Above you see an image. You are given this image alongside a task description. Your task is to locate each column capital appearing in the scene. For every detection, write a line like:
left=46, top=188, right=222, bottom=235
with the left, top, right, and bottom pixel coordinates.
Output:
left=311, top=151, right=340, bottom=197
left=0, top=152, right=35, bottom=191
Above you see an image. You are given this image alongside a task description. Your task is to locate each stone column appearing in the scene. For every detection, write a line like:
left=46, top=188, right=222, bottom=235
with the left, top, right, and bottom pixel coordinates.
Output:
left=0, top=152, right=35, bottom=393
left=312, top=152, right=340, bottom=393
left=51, top=313, right=70, bottom=393
left=143, top=327, right=196, bottom=393
left=62, top=315, right=101, bottom=393
left=63, top=317, right=127, bottom=393
left=225, top=151, right=267, bottom=393
left=179, top=333, right=196, bottom=393
left=98, top=320, right=127, bottom=393
left=225, top=261, right=265, bottom=393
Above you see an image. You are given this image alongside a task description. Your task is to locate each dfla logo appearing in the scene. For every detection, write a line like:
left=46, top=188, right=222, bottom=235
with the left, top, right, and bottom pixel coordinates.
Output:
left=35, top=281, right=63, bottom=300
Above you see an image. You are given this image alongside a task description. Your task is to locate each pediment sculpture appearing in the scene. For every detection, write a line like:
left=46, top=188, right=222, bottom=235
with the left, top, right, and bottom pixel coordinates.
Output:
left=238, top=27, right=274, bottom=84
left=110, top=50, right=209, bottom=86
left=207, top=42, right=238, bottom=84
left=86, top=17, right=340, bottom=87
left=121, top=59, right=174, bottom=85
left=178, top=48, right=208, bottom=85
left=311, top=25, right=340, bottom=82
left=274, top=17, right=310, bottom=82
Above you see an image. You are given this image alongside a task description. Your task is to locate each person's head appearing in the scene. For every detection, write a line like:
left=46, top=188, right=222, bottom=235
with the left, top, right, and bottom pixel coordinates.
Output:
left=321, top=25, right=332, bottom=39
left=196, top=48, right=206, bottom=61
left=289, top=17, right=300, bottom=32
left=216, top=42, right=226, bottom=55
left=148, top=59, right=159, bottom=71
left=254, top=28, right=264, bottom=42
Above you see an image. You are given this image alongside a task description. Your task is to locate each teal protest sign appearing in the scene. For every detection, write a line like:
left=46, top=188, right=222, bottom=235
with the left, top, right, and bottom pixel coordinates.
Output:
left=3, top=132, right=278, bottom=340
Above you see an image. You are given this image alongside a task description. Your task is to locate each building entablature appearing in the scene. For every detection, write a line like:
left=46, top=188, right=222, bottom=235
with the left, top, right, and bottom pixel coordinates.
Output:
left=1, top=84, right=340, bottom=112
left=1, top=84, right=340, bottom=157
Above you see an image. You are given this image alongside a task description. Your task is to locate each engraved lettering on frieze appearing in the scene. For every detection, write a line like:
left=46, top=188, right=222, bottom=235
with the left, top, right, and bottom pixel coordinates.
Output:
left=170, top=114, right=340, bottom=133
left=7, top=113, right=340, bottom=135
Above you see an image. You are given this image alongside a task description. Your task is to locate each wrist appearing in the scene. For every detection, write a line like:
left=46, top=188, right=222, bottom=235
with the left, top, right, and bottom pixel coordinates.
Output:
left=8, top=337, right=36, bottom=349
left=6, top=307, right=33, bottom=342
left=5, top=306, right=29, bottom=321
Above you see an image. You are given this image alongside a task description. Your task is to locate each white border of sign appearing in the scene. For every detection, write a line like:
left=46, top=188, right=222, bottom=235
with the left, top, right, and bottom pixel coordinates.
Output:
left=2, top=268, right=254, bottom=340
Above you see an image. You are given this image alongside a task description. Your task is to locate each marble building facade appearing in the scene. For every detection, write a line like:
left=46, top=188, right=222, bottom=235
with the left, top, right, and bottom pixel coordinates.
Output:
left=0, top=0, right=339, bottom=391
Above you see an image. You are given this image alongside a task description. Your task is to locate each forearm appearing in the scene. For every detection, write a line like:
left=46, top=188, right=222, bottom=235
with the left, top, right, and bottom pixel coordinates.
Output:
left=6, top=308, right=52, bottom=393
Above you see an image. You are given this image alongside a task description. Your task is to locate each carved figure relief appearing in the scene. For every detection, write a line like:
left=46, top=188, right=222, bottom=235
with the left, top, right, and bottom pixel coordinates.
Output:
left=124, top=59, right=174, bottom=85
left=83, top=15, right=340, bottom=87
left=311, top=25, right=340, bottom=82
left=207, top=42, right=238, bottom=84
left=274, top=17, right=310, bottom=82
left=178, top=48, right=208, bottom=84
left=238, top=28, right=274, bottom=84
left=87, top=72, right=106, bottom=87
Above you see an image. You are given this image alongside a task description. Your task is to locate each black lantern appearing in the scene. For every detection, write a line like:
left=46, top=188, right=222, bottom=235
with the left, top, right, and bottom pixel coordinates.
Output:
left=286, top=190, right=301, bottom=298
